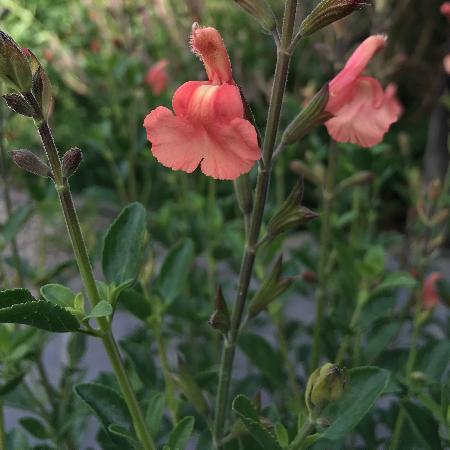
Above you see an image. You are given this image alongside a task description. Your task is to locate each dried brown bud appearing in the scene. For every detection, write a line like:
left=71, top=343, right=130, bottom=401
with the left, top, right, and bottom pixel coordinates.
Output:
left=10, top=149, right=51, bottom=178
left=3, top=93, right=35, bottom=117
left=208, top=287, right=231, bottom=335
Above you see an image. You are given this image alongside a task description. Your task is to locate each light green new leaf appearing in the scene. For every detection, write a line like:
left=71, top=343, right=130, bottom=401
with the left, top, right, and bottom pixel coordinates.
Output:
left=165, top=416, right=195, bottom=450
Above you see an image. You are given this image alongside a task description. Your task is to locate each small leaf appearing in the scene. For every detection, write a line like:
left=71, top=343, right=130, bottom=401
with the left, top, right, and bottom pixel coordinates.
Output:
left=275, top=422, right=289, bottom=447
left=373, top=272, right=417, bottom=295
left=102, top=202, right=147, bottom=286
left=320, top=366, right=390, bottom=441
left=40, top=284, right=75, bottom=308
left=157, top=238, right=195, bottom=303
left=145, top=392, right=165, bottom=436
left=364, top=322, right=400, bottom=364
left=1, top=206, right=31, bottom=245
left=19, top=417, right=48, bottom=439
left=0, top=289, right=79, bottom=332
left=166, top=416, right=195, bottom=450
left=83, top=300, right=113, bottom=320
left=232, top=395, right=282, bottom=450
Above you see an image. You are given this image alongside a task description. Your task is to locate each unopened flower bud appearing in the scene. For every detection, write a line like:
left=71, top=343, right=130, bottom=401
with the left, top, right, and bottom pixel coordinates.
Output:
left=209, top=287, right=230, bottom=335
left=2, top=93, right=35, bottom=117
left=305, top=363, right=347, bottom=415
left=281, top=85, right=332, bottom=145
left=10, top=149, right=51, bottom=178
left=0, top=30, right=32, bottom=92
left=336, top=171, right=374, bottom=193
left=299, top=0, right=370, bottom=37
left=267, top=179, right=319, bottom=239
left=234, top=173, right=253, bottom=216
left=62, top=147, right=83, bottom=178
left=233, top=0, right=277, bottom=33
left=248, top=255, right=294, bottom=318
left=31, top=63, right=53, bottom=120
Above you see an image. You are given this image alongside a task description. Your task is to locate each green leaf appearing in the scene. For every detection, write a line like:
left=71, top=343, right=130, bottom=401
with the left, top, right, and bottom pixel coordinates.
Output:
left=401, top=400, right=442, bottom=450
left=74, top=383, right=133, bottom=449
left=373, top=272, right=417, bottom=295
left=275, top=422, right=289, bottom=447
left=118, top=288, right=152, bottom=321
left=364, top=322, right=400, bottom=364
left=239, top=333, right=284, bottom=384
left=145, top=392, right=165, bottom=436
left=40, top=284, right=75, bottom=307
left=120, top=340, right=156, bottom=387
left=102, top=202, right=147, bottom=285
left=166, top=416, right=195, bottom=450
left=157, top=239, right=194, bottom=303
left=0, top=289, right=79, bottom=332
left=83, top=300, right=113, bottom=320
left=19, top=417, right=48, bottom=440
left=320, top=366, right=390, bottom=441
left=232, top=395, right=282, bottom=450
left=417, top=341, right=450, bottom=383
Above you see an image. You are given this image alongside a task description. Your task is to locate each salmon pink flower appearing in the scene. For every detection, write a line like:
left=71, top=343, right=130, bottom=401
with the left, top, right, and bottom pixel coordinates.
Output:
left=422, top=272, right=443, bottom=310
left=444, top=54, right=450, bottom=75
left=145, top=59, right=168, bottom=95
left=441, top=1, right=450, bottom=18
left=325, top=35, right=402, bottom=147
left=143, top=24, right=260, bottom=180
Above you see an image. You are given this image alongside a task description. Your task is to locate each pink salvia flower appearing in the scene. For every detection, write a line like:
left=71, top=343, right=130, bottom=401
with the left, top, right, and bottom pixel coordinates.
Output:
left=145, top=59, right=168, bottom=95
left=422, top=272, right=443, bottom=310
left=325, top=35, right=403, bottom=147
left=143, top=24, right=260, bottom=180
left=441, top=1, right=450, bottom=18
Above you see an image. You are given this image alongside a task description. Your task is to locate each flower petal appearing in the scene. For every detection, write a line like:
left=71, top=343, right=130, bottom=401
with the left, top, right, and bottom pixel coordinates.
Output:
left=173, top=81, right=208, bottom=117
left=143, top=106, right=204, bottom=173
left=200, top=118, right=260, bottom=180
left=325, top=77, right=402, bottom=147
left=329, top=35, right=387, bottom=108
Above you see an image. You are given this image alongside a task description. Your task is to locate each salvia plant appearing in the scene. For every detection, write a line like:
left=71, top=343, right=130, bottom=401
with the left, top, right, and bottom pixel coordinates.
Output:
left=0, top=0, right=448, bottom=449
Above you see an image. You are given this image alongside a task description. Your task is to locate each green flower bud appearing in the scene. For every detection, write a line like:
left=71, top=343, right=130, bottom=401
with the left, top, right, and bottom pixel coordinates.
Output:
left=0, top=31, right=32, bottom=92
left=299, top=0, right=370, bottom=37
left=305, top=363, right=347, bottom=415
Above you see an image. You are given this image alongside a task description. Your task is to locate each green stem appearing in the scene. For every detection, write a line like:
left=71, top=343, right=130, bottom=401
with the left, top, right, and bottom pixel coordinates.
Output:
left=154, top=321, right=178, bottom=425
left=25, top=93, right=155, bottom=450
left=310, top=141, right=339, bottom=372
left=289, top=419, right=315, bottom=450
left=0, top=401, right=6, bottom=450
left=212, top=2, right=297, bottom=446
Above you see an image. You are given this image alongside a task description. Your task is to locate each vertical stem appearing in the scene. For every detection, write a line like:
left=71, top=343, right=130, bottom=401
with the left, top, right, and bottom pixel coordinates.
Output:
left=0, top=401, right=6, bottom=450
left=212, top=1, right=297, bottom=446
left=310, top=141, right=339, bottom=372
left=25, top=94, right=155, bottom=450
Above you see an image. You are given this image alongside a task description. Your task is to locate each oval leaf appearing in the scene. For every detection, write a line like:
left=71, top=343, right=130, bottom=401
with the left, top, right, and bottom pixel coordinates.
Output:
left=102, top=202, right=147, bottom=285
left=83, top=300, right=113, bottom=320
left=166, top=416, right=195, bottom=450
left=40, top=284, right=75, bottom=307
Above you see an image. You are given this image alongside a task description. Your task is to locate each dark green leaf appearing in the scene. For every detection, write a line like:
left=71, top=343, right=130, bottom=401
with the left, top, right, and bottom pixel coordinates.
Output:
left=373, top=272, right=417, bottom=295
left=40, top=284, right=75, bottom=308
left=320, top=366, right=390, bottom=441
left=1, top=206, right=31, bottom=245
left=166, top=416, right=195, bottom=450
left=19, top=417, right=48, bottom=440
left=0, top=289, right=79, bottom=332
left=418, top=341, right=450, bottom=383
left=157, top=239, right=194, bottom=303
left=118, top=288, right=152, bottom=321
left=232, top=395, right=281, bottom=450
left=102, top=202, right=147, bottom=285
left=239, top=333, right=284, bottom=384
left=120, top=340, right=156, bottom=387
left=74, top=383, right=133, bottom=449
left=364, top=322, right=400, bottom=364
left=401, top=400, right=442, bottom=450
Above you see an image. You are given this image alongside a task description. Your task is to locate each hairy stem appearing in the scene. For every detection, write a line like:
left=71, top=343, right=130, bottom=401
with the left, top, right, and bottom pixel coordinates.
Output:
left=25, top=93, right=155, bottom=450
left=212, top=1, right=297, bottom=446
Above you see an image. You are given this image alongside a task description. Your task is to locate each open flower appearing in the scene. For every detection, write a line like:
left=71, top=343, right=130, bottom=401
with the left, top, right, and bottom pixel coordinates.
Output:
left=145, top=59, right=168, bottom=95
left=143, top=24, right=260, bottom=180
left=325, top=35, right=402, bottom=147
left=422, top=272, right=443, bottom=310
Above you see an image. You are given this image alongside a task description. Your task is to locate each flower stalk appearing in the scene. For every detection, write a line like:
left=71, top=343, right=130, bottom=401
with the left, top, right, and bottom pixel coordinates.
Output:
left=212, top=0, right=298, bottom=446
left=24, top=92, right=156, bottom=450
